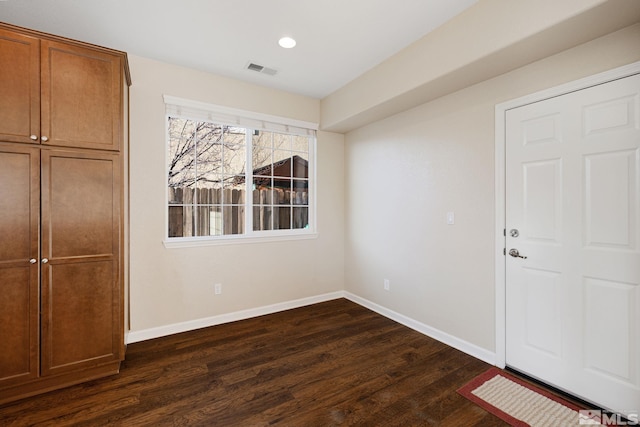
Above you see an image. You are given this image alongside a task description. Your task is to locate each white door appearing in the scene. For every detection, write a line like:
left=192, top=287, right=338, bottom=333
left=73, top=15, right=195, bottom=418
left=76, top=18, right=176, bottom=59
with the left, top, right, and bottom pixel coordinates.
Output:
left=505, top=73, right=640, bottom=417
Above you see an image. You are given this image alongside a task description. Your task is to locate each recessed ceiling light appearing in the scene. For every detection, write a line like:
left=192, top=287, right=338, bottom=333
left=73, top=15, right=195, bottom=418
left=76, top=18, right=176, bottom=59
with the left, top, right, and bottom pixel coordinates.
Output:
left=278, top=36, right=296, bottom=49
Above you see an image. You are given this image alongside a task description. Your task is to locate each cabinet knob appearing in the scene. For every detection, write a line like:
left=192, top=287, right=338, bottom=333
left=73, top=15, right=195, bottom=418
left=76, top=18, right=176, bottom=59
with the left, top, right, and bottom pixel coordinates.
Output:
left=30, top=135, right=38, bottom=141
left=41, top=258, right=49, bottom=264
left=29, top=258, right=37, bottom=264
left=41, top=136, right=49, bottom=142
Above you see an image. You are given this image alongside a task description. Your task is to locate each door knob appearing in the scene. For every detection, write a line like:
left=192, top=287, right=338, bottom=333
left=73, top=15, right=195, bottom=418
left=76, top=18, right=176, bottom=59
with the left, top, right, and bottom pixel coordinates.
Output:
left=30, top=135, right=38, bottom=141
left=41, top=258, right=49, bottom=264
left=508, top=249, right=527, bottom=259
left=29, top=258, right=37, bottom=264
left=41, top=136, right=49, bottom=142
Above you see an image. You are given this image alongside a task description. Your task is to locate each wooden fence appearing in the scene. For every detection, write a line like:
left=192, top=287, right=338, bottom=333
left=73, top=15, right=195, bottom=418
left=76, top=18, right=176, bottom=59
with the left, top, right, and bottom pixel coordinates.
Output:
left=168, top=187, right=308, bottom=237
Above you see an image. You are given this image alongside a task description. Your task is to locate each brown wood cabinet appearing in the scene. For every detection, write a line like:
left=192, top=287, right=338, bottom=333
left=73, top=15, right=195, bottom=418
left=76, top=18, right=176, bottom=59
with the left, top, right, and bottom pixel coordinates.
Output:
left=0, top=23, right=129, bottom=404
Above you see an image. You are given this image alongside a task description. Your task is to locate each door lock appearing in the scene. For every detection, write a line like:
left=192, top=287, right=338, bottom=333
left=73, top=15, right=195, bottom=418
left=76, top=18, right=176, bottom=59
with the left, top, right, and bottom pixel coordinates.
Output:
left=508, top=248, right=527, bottom=259
left=510, top=229, right=519, bottom=238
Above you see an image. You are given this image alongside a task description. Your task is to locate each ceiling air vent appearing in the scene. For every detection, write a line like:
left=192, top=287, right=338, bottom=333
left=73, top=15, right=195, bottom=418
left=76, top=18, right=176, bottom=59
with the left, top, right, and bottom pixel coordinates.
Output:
left=246, top=62, right=278, bottom=76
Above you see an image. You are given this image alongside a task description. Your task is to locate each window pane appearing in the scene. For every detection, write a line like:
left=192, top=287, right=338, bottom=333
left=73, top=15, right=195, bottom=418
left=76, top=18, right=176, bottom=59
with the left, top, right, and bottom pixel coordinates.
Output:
left=291, top=135, right=309, bottom=153
left=292, top=179, right=308, bottom=192
left=253, top=182, right=275, bottom=204
left=292, top=185, right=308, bottom=205
left=195, top=121, right=223, bottom=179
left=168, top=187, right=177, bottom=204
left=292, top=153, right=308, bottom=178
left=293, top=207, right=309, bottom=229
left=224, top=126, right=246, bottom=146
left=168, top=117, right=196, bottom=189
left=275, top=206, right=291, bottom=230
left=272, top=133, right=290, bottom=150
left=273, top=177, right=291, bottom=190
left=252, top=130, right=272, bottom=147
left=222, top=177, right=246, bottom=204
left=196, top=184, right=222, bottom=206
left=223, top=205, right=245, bottom=235
left=222, top=127, right=246, bottom=176
left=168, top=205, right=194, bottom=237
left=253, top=206, right=273, bottom=231
left=196, top=171, right=221, bottom=189
left=252, top=148, right=272, bottom=176
left=223, top=206, right=245, bottom=235
left=168, top=187, right=195, bottom=205
left=274, top=186, right=290, bottom=204
left=195, top=206, right=222, bottom=237
left=273, top=151, right=292, bottom=177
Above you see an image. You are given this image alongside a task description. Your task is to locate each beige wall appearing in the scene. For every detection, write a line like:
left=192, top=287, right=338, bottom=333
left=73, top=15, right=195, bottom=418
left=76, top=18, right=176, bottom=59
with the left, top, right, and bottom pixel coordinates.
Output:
left=344, top=24, right=640, bottom=352
left=126, top=21, right=640, bottom=350
left=321, top=0, right=640, bottom=133
left=128, top=55, right=345, bottom=332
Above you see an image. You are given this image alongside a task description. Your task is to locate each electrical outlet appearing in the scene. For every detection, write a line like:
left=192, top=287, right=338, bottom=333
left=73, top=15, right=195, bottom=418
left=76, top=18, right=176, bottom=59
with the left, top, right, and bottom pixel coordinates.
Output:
left=214, top=283, right=222, bottom=295
left=384, top=279, right=390, bottom=291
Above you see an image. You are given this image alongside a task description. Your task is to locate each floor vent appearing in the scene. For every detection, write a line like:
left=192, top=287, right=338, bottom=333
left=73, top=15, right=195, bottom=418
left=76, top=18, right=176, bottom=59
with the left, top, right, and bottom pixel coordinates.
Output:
left=246, top=62, right=278, bottom=76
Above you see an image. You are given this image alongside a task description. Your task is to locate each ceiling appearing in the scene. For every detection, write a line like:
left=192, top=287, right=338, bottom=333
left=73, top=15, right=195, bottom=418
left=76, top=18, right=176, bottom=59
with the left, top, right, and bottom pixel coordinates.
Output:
left=0, top=0, right=478, bottom=99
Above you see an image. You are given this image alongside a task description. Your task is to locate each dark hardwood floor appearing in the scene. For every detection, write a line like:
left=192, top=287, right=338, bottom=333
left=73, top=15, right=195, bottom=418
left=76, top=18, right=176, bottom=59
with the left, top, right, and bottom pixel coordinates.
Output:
left=0, top=299, right=507, bottom=426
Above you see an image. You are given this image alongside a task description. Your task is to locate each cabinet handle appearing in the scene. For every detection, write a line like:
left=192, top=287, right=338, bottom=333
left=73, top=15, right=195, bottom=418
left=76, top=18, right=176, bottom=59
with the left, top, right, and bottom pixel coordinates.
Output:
left=41, top=136, right=49, bottom=142
left=42, top=258, right=49, bottom=264
left=30, top=135, right=38, bottom=141
left=30, top=258, right=37, bottom=264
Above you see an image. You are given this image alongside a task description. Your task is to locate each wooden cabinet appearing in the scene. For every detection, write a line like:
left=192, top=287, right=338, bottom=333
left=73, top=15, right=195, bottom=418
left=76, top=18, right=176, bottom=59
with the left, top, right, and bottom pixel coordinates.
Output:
left=0, top=27, right=123, bottom=151
left=0, top=23, right=129, bottom=404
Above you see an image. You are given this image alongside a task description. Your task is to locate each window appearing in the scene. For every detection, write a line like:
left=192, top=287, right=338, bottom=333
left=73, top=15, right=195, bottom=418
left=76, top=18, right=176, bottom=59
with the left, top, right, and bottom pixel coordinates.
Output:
left=165, top=96, right=316, bottom=245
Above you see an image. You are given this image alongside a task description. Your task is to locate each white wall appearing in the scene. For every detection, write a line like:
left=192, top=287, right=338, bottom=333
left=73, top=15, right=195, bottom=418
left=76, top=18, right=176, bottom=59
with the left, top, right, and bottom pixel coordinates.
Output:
left=128, top=55, right=345, bottom=333
left=344, top=24, right=640, bottom=353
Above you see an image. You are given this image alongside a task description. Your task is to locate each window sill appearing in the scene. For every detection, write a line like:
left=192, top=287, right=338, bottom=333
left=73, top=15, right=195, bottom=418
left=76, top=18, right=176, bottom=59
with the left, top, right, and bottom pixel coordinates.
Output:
left=163, top=231, right=318, bottom=248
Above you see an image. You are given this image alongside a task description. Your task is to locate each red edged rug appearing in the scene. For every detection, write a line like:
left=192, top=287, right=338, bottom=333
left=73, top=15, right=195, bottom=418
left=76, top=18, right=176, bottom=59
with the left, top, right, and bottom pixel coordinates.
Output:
left=457, top=368, right=605, bottom=426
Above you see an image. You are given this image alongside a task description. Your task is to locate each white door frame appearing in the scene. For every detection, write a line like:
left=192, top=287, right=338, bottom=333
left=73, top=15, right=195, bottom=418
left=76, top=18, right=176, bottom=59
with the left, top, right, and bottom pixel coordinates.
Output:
left=494, top=60, right=640, bottom=368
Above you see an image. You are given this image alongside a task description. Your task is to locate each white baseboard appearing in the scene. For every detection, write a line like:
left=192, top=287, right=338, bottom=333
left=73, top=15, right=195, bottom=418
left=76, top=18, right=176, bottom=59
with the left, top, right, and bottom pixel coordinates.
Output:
left=127, top=290, right=497, bottom=367
left=344, top=292, right=497, bottom=365
left=126, top=291, right=344, bottom=343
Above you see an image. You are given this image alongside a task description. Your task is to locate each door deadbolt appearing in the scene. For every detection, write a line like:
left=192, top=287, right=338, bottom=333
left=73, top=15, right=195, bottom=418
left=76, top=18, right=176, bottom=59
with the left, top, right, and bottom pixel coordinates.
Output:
left=510, top=229, right=519, bottom=238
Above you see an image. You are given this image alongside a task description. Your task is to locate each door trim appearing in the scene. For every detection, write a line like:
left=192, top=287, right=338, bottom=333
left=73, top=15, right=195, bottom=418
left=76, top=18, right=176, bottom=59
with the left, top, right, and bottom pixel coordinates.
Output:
left=494, top=60, right=640, bottom=368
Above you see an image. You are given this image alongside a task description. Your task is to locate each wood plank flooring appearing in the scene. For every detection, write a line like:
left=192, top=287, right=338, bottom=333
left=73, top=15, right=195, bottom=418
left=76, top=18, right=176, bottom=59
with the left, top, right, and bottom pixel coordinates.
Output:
left=0, top=299, right=508, bottom=426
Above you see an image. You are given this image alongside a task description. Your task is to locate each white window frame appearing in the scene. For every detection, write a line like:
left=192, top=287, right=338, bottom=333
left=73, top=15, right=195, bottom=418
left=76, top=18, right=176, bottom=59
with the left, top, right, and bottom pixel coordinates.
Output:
left=163, top=96, right=318, bottom=248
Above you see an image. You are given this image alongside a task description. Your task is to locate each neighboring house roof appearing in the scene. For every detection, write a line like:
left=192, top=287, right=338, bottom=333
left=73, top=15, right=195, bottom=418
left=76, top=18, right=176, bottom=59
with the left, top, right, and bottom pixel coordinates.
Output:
left=235, top=155, right=308, bottom=189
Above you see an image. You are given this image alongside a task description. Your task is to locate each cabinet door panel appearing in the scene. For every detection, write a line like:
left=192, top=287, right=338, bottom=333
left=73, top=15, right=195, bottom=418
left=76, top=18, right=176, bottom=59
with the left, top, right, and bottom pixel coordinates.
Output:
left=0, top=29, right=40, bottom=144
left=41, top=149, right=122, bottom=376
left=48, top=155, right=115, bottom=257
left=0, top=145, right=39, bottom=386
left=42, top=260, right=117, bottom=372
left=41, top=40, right=122, bottom=151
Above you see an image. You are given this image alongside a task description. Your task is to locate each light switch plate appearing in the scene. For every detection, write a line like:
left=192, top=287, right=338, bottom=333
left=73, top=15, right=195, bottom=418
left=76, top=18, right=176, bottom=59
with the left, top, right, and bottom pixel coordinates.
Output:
left=446, top=212, right=455, bottom=225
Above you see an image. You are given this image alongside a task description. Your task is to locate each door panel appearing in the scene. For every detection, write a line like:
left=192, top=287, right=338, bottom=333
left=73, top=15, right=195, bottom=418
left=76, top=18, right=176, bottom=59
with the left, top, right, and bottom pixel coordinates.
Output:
left=583, top=278, right=635, bottom=382
left=41, top=40, right=122, bottom=151
left=0, top=145, right=40, bottom=386
left=0, top=29, right=40, bottom=144
left=522, top=268, right=562, bottom=358
left=523, top=159, right=562, bottom=242
left=506, top=73, right=640, bottom=416
left=584, top=150, right=636, bottom=249
left=40, top=149, right=121, bottom=376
